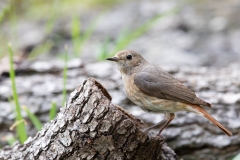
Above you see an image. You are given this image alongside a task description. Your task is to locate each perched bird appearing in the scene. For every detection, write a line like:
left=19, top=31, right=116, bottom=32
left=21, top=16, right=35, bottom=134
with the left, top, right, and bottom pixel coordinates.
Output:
left=106, top=50, right=232, bottom=137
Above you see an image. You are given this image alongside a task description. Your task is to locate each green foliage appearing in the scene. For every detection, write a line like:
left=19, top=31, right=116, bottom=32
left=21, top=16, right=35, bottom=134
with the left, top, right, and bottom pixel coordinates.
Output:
left=71, top=15, right=99, bottom=57
left=6, top=135, right=17, bottom=146
left=0, top=0, right=124, bottom=60
left=97, top=37, right=110, bottom=60
left=81, top=0, right=123, bottom=7
left=22, top=106, right=43, bottom=131
left=44, top=0, right=59, bottom=34
left=80, top=16, right=99, bottom=46
left=8, top=44, right=28, bottom=143
left=49, top=102, right=57, bottom=121
left=0, top=2, right=11, bottom=23
left=71, top=16, right=82, bottom=56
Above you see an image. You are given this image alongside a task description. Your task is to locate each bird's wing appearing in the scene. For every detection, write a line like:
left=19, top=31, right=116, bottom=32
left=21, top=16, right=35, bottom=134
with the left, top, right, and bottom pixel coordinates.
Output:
left=134, top=69, right=211, bottom=107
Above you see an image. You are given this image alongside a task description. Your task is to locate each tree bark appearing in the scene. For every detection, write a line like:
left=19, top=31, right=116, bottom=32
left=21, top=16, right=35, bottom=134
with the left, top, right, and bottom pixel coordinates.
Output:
left=0, top=78, right=177, bottom=160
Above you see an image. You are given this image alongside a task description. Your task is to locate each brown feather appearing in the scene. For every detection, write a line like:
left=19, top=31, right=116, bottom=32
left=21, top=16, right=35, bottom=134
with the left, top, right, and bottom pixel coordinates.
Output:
left=190, top=105, right=232, bottom=137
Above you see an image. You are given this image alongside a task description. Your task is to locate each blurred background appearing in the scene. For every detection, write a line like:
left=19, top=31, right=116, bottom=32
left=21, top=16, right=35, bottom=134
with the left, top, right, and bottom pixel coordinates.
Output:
left=0, top=0, right=240, bottom=67
left=0, top=0, right=240, bottom=159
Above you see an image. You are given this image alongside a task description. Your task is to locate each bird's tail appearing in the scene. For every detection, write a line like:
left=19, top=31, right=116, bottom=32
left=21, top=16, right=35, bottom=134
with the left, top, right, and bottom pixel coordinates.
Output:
left=190, top=105, right=233, bottom=137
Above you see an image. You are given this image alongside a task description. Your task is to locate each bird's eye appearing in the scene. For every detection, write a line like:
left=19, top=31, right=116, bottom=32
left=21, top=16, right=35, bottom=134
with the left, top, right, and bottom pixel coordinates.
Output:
left=126, top=55, right=132, bottom=60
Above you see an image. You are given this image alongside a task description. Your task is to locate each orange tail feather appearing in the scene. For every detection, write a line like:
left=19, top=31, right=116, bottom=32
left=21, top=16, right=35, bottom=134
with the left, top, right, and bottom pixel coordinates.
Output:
left=191, top=105, right=232, bottom=137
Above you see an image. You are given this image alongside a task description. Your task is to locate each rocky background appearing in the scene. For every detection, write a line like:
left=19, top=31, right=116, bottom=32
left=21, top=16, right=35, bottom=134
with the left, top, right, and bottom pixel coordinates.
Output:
left=0, top=0, right=240, bottom=159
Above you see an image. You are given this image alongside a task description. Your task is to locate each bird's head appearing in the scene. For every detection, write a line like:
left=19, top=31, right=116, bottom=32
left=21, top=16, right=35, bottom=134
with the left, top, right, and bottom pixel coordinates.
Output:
left=106, top=50, right=147, bottom=75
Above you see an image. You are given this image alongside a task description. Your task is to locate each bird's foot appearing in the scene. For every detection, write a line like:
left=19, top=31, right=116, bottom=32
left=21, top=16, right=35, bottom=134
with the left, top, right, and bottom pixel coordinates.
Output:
left=140, top=128, right=152, bottom=137
left=156, top=131, right=166, bottom=142
left=142, top=129, right=166, bottom=142
left=156, top=134, right=166, bottom=142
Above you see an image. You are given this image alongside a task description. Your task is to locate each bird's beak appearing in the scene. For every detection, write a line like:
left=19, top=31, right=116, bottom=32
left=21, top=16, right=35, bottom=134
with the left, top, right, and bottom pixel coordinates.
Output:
left=106, top=57, right=119, bottom=62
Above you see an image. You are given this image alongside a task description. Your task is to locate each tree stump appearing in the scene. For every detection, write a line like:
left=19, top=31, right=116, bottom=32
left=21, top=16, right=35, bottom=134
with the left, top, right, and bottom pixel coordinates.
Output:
left=0, top=78, right=177, bottom=160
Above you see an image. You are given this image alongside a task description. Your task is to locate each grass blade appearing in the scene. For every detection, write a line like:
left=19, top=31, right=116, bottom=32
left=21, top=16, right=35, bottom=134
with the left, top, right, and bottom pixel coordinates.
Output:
left=22, top=106, right=43, bottom=131
left=71, top=16, right=81, bottom=56
left=71, top=14, right=101, bottom=58
left=44, top=0, right=59, bottom=34
left=8, top=43, right=28, bottom=143
left=97, top=37, right=110, bottom=60
left=80, top=15, right=100, bottom=44
left=49, top=101, right=57, bottom=121
left=6, top=135, right=17, bottom=146
left=0, top=1, right=11, bottom=23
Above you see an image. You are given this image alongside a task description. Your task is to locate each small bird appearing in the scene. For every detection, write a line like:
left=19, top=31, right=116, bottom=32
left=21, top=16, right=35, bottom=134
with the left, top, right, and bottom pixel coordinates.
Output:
left=106, top=50, right=232, bottom=137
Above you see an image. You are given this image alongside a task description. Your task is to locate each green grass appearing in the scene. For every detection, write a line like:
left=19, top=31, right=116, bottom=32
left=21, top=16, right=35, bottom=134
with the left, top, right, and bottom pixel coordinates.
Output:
left=22, top=106, right=43, bottom=131
left=0, top=1, right=11, bottom=23
left=0, top=0, right=122, bottom=60
left=1, top=1, right=174, bottom=61
left=44, top=0, right=59, bottom=34
left=71, top=16, right=82, bottom=56
left=71, top=15, right=100, bottom=57
left=8, top=44, right=28, bottom=144
left=0, top=0, right=122, bottom=24
left=6, top=135, right=17, bottom=146
left=97, top=37, right=111, bottom=60
left=49, top=102, right=57, bottom=121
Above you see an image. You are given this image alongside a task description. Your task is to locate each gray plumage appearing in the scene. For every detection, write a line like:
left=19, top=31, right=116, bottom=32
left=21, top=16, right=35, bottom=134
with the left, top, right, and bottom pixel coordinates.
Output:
left=134, top=64, right=212, bottom=107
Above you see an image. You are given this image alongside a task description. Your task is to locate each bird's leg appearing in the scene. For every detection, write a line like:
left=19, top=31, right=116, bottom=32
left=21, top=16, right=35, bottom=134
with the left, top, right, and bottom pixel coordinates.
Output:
left=156, top=113, right=175, bottom=136
left=143, top=111, right=171, bottom=133
left=143, top=119, right=167, bottom=133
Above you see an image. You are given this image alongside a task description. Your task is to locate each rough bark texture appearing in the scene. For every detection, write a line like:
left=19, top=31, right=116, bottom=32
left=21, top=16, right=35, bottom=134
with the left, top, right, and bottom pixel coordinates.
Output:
left=0, top=78, right=177, bottom=160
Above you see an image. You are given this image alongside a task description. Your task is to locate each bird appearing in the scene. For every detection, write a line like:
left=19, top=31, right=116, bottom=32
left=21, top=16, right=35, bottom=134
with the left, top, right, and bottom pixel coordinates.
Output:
left=106, top=50, right=232, bottom=137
